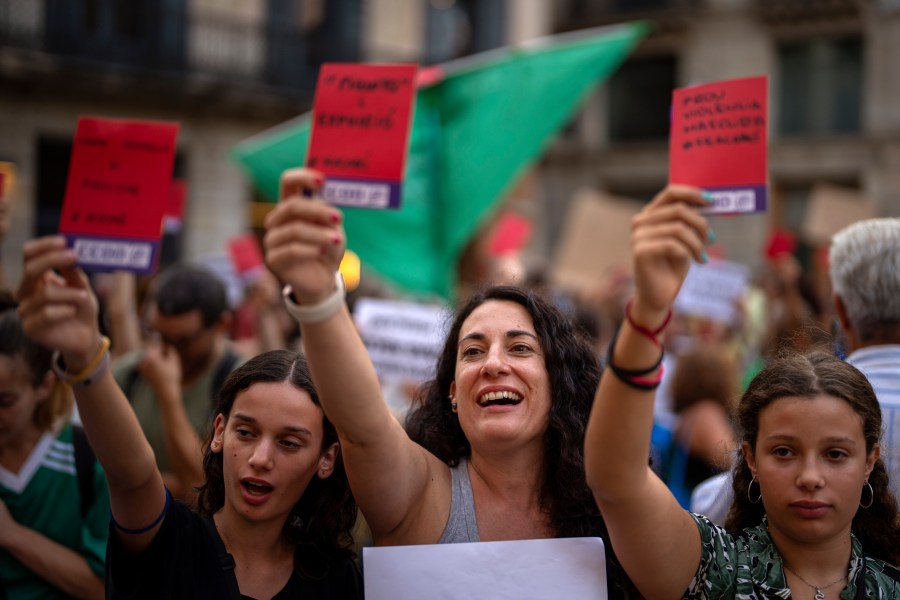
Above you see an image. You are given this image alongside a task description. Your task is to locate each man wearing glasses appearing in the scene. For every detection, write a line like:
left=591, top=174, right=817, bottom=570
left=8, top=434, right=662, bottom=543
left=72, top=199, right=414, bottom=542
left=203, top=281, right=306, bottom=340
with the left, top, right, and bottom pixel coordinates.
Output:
left=113, top=264, right=243, bottom=501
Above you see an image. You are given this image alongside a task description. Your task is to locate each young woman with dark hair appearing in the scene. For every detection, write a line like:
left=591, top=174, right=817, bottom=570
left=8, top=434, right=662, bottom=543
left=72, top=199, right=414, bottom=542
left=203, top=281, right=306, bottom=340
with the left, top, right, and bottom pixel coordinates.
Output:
left=15, top=238, right=361, bottom=600
left=585, top=185, right=900, bottom=599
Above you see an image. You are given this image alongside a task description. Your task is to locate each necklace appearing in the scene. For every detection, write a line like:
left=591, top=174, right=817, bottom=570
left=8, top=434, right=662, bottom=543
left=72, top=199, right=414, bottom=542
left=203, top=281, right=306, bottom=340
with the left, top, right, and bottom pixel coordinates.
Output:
left=783, top=563, right=847, bottom=600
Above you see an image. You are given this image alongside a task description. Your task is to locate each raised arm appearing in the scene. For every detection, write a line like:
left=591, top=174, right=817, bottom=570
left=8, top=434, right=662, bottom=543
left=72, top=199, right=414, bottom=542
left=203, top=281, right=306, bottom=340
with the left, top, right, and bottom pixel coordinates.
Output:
left=137, top=341, right=204, bottom=501
left=16, top=237, right=167, bottom=554
left=263, top=169, right=447, bottom=542
left=584, top=186, right=713, bottom=599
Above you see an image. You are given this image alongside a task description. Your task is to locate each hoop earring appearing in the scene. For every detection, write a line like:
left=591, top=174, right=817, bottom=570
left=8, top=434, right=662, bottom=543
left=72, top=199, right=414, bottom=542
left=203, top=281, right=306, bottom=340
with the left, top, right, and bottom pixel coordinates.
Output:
left=747, top=475, right=762, bottom=504
left=860, top=479, right=874, bottom=509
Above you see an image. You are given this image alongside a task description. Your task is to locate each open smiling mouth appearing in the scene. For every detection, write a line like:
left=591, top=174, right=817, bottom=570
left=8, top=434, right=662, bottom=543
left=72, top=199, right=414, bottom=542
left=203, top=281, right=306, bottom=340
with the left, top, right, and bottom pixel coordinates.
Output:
left=477, top=390, right=523, bottom=407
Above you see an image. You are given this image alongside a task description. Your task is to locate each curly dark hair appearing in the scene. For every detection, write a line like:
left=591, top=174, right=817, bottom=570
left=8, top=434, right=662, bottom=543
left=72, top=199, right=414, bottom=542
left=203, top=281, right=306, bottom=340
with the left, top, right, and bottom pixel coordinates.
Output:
left=725, top=351, right=900, bottom=565
left=196, top=350, right=358, bottom=579
left=405, top=285, right=640, bottom=597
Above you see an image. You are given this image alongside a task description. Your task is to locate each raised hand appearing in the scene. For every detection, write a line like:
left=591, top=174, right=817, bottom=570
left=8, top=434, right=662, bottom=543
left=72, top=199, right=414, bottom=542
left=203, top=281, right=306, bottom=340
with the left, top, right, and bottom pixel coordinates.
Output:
left=138, top=339, right=182, bottom=400
left=263, top=168, right=345, bottom=305
left=630, top=185, right=712, bottom=320
left=16, top=236, right=101, bottom=370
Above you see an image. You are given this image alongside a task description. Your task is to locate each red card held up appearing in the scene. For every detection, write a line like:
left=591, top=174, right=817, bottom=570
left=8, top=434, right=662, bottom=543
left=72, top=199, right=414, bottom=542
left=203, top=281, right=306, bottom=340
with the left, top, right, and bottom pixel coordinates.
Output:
left=59, top=116, right=179, bottom=274
left=228, top=232, right=265, bottom=277
left=670, top=75, right=768, bottom=215
left=306, top=63, right=418, bottom=210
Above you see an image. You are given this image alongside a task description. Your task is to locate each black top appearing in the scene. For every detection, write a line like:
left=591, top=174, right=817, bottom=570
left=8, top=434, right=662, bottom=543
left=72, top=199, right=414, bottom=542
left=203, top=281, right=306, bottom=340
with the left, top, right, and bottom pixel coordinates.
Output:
left=106, top=500, right=362, bottom=599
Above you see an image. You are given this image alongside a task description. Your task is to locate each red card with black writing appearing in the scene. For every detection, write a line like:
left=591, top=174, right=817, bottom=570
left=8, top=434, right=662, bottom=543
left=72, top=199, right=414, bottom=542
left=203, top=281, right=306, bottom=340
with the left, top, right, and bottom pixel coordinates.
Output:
left=670, top=75, right=768, bottom=214
left=59, top=116, right=179, bottom=273
left=306, top=63, right=418, bottom=209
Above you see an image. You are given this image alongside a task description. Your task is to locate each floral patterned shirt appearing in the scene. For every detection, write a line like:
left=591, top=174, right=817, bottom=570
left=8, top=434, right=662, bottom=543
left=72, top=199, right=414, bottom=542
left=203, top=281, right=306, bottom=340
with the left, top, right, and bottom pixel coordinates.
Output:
left=685, top=514, right=900, bottom=599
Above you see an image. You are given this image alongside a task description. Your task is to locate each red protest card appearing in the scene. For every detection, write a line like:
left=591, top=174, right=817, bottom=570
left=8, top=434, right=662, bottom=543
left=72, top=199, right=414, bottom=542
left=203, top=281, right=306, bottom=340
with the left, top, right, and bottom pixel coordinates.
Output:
left=488, top=212, right=533, bottom=256
left=306, top=63, right=418, bottom=209
left=670, top=75, right=768, bottom=214
left=0, top=172, right=5, bottom=203
left=59, top=116, right=179, bottom=273
left=164, top=178, right=187, bottom=233
left=228, top=233, right=265, bottom=277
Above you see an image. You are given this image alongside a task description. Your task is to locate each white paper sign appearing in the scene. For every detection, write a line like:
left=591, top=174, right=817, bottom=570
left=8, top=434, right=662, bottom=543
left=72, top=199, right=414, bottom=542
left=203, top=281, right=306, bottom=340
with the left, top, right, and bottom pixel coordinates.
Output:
left=363, top=537, right=608, bottom=600
left=674, top=259, right=750, bottom=324
left=353, top=297, right=449, bottom=383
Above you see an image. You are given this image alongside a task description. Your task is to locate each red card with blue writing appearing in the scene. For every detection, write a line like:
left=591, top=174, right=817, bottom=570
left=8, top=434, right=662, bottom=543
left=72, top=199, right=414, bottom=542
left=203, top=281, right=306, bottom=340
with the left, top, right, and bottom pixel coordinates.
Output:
left=670, top=75, right=768, bottom=214
left=59, top=117, right=179, bottom=274
left=306, top=63, right=418, bottom=209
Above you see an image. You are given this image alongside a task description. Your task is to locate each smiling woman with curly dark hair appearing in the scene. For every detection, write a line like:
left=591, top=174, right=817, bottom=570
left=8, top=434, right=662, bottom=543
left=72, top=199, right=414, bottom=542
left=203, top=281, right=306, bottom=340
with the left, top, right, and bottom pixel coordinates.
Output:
left=263, top=167, right=641, bottom=598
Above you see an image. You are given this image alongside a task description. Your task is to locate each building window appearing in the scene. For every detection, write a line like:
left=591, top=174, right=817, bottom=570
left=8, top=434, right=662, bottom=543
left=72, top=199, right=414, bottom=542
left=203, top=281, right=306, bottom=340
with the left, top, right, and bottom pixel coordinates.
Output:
left=425, top=0, right=505, bottom=64
left=607, top=56, right=676, bottom=143
left=778, top=37, right=863, bottom=136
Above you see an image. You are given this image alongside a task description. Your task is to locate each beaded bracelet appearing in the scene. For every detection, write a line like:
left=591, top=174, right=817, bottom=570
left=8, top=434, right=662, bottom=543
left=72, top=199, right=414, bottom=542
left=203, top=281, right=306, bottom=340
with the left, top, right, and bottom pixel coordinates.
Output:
left=624, top=300, right=672, bottom=348
left=51, top=336, right=111, bottom=388
left=605, top=327, right=665, bottom=391
left=282, top=272, right=346, bottom=324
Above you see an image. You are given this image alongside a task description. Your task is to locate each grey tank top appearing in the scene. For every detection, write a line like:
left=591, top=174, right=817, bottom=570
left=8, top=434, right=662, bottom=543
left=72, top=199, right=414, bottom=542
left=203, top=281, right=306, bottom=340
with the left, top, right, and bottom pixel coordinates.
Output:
left=437, top=459, right=480, bottom=543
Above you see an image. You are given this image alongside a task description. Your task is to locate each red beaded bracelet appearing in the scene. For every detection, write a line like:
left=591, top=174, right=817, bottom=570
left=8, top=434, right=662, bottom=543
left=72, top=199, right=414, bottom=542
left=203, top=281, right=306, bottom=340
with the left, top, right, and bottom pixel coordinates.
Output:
left=624, top=300, right=672, bottom=347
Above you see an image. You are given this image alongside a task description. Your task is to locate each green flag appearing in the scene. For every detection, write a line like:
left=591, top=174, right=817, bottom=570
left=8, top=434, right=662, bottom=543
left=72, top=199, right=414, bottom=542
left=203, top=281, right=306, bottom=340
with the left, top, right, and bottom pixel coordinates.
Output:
left=233, top=22, right=647, bottom=300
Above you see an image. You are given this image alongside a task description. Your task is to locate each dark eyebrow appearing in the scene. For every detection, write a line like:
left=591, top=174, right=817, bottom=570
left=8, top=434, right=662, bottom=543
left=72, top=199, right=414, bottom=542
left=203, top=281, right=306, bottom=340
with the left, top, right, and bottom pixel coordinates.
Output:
left=232, top=413, right=313, bottom=436
left=459, top=330, right=540, bottom=345
left=765, top=434, right=858, bottom=446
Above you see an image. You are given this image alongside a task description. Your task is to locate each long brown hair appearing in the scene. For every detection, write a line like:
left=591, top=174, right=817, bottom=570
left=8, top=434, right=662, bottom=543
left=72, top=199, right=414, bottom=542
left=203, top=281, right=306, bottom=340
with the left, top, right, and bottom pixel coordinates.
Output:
left=725, top=351, right=900, bottom=565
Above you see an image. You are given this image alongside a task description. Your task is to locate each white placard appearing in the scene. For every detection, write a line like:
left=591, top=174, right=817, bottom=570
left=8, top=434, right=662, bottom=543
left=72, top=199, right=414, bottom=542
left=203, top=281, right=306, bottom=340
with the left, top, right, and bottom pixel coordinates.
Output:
left=674, top=259, right=750, bottom=324
left=353, top=297, right=449, bottom=383
left=363, top=537, right=608, bottom=600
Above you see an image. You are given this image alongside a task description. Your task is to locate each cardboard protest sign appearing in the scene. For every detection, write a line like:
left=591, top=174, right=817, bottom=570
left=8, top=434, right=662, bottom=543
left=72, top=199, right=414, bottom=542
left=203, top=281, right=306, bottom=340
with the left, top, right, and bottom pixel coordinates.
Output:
left=674, top=259, right=751, bottom=324
left=307, top=63, right=418, bottom=209
left=364, top=537, right=608, bottom=600
left=353, top=297, right=448, bottom=383
left=802, top=183, right=876, bottom=246
left=670, top=75, right=768, bottom=215
left=551, top=188, right=643, bottom=293
left=228, top=233, right=266, bottom=281
left=59, top=117, right=179, bottom=274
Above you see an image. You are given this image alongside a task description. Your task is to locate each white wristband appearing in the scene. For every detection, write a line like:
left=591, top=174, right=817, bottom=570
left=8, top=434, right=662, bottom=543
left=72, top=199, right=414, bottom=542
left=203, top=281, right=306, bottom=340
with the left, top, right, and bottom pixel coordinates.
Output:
left=282, top=272, right=346, bottom=324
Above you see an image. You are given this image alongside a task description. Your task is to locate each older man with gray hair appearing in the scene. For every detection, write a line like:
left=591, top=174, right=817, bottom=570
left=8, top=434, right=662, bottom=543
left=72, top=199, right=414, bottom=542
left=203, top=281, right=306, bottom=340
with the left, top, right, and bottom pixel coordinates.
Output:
left=830, top=217, right=900, bottom=489
left=690, top=217, right=900, bottom=522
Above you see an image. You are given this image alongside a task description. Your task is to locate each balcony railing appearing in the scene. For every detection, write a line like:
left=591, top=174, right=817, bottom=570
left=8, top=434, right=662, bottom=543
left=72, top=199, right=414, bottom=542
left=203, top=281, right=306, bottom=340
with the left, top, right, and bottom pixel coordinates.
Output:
left=0, top=0, right=359, bottom=95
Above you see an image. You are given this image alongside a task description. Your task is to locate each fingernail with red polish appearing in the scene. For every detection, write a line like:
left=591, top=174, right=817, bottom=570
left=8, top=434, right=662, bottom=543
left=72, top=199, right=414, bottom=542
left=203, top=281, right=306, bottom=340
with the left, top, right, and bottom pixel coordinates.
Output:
left=332, top=235, right=341, bottom=245
left=330, top=211, right=341, bottom=224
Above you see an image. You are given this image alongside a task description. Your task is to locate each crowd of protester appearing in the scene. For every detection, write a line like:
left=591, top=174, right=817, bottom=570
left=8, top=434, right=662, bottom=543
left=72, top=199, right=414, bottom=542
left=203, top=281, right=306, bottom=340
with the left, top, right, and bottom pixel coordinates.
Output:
left=2, top=169, right=899, bottom=598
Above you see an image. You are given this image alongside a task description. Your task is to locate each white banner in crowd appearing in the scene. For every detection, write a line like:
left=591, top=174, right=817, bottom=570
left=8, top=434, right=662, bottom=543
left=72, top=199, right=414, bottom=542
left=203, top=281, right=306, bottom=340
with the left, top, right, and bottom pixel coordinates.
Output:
left=353, top=297, right=449, bottom=383
left=674, top=259, right=750, bottom=324
left=363, top=537, right=608, bottom=600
